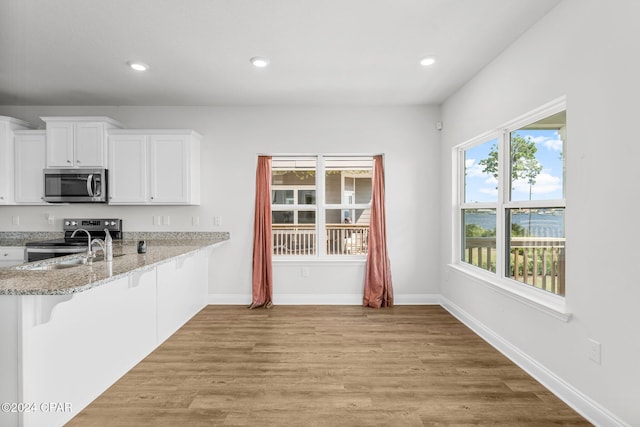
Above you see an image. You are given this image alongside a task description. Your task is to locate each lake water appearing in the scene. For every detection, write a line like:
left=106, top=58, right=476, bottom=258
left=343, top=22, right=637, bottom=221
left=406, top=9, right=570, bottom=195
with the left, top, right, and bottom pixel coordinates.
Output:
left=465, top=210, right=564, bottom=237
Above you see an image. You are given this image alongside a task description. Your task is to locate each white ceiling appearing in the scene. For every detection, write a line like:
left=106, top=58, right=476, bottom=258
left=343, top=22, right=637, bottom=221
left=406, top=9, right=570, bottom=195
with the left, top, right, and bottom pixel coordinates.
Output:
left=0, top=0, right=561, bottom=106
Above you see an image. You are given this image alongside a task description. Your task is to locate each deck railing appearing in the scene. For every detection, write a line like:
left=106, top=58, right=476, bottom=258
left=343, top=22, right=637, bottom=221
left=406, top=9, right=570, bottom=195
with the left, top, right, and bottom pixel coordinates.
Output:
left=272, top=224, right=369, bottom=256
left=464, top=236, right=566, bottom=296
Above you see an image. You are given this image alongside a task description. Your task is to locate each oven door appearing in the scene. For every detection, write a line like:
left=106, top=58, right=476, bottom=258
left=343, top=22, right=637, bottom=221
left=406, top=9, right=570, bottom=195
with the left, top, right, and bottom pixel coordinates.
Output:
left=26, top=247, right=88, bottom=262
left=43, top=169, right=107, bottom=203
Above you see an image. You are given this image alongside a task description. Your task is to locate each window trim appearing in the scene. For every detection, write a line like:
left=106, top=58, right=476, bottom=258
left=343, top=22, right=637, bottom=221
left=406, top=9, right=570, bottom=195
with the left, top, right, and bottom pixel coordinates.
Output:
left=452, top=97, right=568, bottom=318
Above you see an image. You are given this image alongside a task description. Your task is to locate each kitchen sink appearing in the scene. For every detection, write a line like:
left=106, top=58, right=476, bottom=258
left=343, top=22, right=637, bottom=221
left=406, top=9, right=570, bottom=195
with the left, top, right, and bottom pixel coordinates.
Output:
left=92, top=253, right=126, bottom=262
left=16, top=258, right=88, bottom=271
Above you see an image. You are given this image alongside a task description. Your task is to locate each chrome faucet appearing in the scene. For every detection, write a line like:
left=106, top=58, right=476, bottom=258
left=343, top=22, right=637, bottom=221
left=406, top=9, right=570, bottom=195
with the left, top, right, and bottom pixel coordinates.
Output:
left=71, top=228, right=94, bottom=263
left=91, top=238, right=106, bottom=258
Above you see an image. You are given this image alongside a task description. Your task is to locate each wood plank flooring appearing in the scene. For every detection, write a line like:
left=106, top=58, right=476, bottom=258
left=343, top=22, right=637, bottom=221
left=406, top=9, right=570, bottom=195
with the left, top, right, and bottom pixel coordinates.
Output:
left=67, top=305, right=590, bottom=426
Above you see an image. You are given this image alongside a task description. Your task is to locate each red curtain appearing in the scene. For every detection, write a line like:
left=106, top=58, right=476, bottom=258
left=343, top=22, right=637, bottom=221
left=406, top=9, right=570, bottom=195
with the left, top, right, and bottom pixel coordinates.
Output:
left=363, top=155, right=394, bottom=308
left=249, top=156, right=273, bottom=309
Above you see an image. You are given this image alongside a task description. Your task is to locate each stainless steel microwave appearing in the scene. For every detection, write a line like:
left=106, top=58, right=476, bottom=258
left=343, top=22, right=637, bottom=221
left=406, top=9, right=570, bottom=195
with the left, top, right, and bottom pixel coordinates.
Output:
left=43, top=168, right=108, bottom=203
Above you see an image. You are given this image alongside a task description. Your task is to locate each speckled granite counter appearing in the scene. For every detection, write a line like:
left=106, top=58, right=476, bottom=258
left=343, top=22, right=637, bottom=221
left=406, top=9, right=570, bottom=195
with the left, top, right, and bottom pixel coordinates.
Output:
left=0, top=232, right=63, bottom=247
left=0, top=233, right=229, bottom=295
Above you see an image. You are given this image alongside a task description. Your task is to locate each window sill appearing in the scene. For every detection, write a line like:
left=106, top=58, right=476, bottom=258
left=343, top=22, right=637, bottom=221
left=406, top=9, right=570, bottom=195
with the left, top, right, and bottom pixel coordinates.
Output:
left=447, top=263, right=571, bottom=322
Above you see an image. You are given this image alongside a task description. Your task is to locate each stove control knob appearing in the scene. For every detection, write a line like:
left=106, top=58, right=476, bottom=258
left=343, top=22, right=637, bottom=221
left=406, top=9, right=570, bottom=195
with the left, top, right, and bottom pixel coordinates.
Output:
left=65, top=221, right=70, bottom=226
left=71, top=221, right=77, bottom=226
left=110, top=221, right=117, bottom=226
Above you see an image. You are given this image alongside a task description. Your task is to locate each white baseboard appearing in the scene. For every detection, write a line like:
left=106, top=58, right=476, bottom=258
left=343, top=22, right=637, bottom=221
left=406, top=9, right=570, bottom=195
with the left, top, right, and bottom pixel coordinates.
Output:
left=207, top=294, right=251, bottom=305
left=439, top=296, right=629, bottom=427
left=207, top=293, right=440, bottom=306
left=394, top=294, right=440, bottom=305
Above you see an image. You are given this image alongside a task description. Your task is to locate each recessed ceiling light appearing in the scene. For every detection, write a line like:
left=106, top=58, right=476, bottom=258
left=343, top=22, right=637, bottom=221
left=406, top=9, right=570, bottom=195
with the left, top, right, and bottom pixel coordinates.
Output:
left=250, top=57, right=270, bottom=68
left=420, top=57, right=436, bottom=67
left=127, top=61, right=149, bottom=72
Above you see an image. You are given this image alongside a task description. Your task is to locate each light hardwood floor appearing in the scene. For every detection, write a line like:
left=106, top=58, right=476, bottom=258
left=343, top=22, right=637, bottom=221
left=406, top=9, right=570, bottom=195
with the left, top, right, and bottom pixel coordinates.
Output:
left=68, top=305, right=590, bottom=426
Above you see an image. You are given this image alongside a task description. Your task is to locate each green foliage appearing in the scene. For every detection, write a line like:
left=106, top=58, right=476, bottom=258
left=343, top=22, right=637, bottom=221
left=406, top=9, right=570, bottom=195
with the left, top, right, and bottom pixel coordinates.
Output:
left=511, top=222, right=525, bottom=237
left=465, top=223, right=495, bottom=237
left=477, top=134, right=543, bottom=198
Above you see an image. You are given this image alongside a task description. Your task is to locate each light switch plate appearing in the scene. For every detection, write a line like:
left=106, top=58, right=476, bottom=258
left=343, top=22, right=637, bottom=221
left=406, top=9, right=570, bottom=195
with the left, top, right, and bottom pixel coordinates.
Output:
left=588, top=338, right=601, bottom=364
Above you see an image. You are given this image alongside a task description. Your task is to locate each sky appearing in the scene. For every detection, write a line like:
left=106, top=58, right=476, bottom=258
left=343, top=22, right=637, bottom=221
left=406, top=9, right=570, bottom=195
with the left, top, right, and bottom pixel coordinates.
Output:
left=464, top=129, right=564, bottom=203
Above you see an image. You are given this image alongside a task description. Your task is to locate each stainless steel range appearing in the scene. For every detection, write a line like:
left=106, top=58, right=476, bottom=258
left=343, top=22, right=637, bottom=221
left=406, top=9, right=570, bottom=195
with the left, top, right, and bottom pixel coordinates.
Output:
left=25, top=218, right=123, bottom=262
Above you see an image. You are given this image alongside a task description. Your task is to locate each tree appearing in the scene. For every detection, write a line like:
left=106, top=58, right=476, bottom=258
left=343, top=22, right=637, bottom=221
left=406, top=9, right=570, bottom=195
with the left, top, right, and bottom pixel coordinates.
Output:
left=478, top=133, right=542, bottom=234
left=478, top=133, right=542, bottom=193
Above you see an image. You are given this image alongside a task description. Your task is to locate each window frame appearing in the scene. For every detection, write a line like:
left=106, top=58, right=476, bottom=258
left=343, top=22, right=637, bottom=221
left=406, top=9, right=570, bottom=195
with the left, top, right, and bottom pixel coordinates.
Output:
left=271, top=154, right=374, bottom=260
left=452, top=97, right=569, bottom=320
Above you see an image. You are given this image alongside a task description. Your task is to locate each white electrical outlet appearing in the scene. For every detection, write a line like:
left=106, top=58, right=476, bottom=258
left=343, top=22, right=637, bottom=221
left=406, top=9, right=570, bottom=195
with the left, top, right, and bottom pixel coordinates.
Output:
left=192, top=216, right=200, bottom=226
left=47, top=214, right=54, bottom=225
left=12, top=216, right=19, bottom=226
left=163, top=215, right=170, bottom=226
left=301, top=267, right=309, bottom=278
left=153, top=215, right=160, bottom=225
left=588, top=338, right=601, bottom=364
left=213, top=216, right=221, bottom=226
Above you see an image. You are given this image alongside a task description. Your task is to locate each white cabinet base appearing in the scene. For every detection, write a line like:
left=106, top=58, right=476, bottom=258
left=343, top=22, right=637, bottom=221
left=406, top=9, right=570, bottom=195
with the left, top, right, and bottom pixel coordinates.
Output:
left=0, top=250, right=209, bottom=427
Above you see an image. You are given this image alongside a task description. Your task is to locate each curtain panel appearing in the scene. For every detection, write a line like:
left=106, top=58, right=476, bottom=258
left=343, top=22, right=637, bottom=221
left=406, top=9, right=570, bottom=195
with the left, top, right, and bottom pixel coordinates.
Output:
left=363, top=155, right=394, bottom=308
left=250, top=156, right=273, bottom=309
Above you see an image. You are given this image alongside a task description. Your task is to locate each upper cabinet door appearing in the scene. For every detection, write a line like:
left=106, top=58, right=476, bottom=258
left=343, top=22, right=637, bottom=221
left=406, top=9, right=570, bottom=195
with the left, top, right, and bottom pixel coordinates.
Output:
left=75, top=122, right=105, bottom=167
left=14, top=131, right=46, bottom=204
left=46, top=122, right=75, bottom=167
left=149, top=134, right=189, bottom=204
left=108, top=134, right=148, bottom=204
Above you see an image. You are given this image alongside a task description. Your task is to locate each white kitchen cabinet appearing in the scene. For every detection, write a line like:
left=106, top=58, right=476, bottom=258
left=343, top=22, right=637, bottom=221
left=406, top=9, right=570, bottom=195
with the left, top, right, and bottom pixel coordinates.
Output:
left=0, top=116, right=35, bottom=204
left=14, top=130, right=47, bottom=204
left=0, top=247, right=212, bottom=427
left=19, top=269, right=157, bottom=427
left=42, top=117, right=122, bottom=168
left=108, top=129, right=201, bottom=205
left=157, top=251, right=208, bottom=343
left=0, top=246, right=25, bottom=268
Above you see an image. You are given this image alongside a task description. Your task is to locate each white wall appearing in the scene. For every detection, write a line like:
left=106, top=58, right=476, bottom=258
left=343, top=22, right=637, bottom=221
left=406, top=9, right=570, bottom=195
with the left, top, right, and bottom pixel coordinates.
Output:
left=440, top=0, right=639, bottom=425
left=0, top=105, right=441, bottom=304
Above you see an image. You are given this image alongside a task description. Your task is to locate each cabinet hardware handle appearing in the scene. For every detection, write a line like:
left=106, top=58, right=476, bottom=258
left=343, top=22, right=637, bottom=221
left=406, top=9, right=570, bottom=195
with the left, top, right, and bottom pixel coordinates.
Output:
left=67, top=159, right=72, bottom=163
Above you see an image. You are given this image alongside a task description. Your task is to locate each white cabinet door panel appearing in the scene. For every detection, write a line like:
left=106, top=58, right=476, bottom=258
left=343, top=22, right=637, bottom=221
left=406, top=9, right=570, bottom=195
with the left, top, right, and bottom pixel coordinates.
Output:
left=75, top=122, right=104, bottom=167
left=14, top=131, right=46, bottom=204
left=46, top=122, right=74, bottom=167
left=108, top=134, right=147, bottom=204
left=149, top=135, right=189, bottom=204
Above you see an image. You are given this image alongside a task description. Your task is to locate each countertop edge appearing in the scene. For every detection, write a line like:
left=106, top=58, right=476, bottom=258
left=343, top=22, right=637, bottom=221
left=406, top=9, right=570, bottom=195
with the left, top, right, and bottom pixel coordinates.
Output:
left=0, top=239, right=228, bottom=296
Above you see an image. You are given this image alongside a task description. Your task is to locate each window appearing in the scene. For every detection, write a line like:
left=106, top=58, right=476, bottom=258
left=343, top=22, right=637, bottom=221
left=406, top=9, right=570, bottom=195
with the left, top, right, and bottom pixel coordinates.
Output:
left=457, top=100, right=566, bottom=297
left=271, top=155, right=373, bottom=257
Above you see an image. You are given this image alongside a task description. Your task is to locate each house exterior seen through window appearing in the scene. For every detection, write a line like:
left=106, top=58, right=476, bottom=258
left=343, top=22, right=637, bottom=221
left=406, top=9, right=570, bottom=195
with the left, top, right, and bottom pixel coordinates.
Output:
left=271, top=155, right=373, bottom=257
left=458, top=100, right=566, bottom=297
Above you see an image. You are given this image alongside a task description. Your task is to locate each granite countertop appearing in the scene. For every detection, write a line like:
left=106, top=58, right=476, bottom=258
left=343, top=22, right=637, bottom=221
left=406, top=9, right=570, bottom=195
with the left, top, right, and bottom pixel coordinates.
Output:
left=0, top=232, right=64, bottom=247
left=0, top=235, right=229, bottom=296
